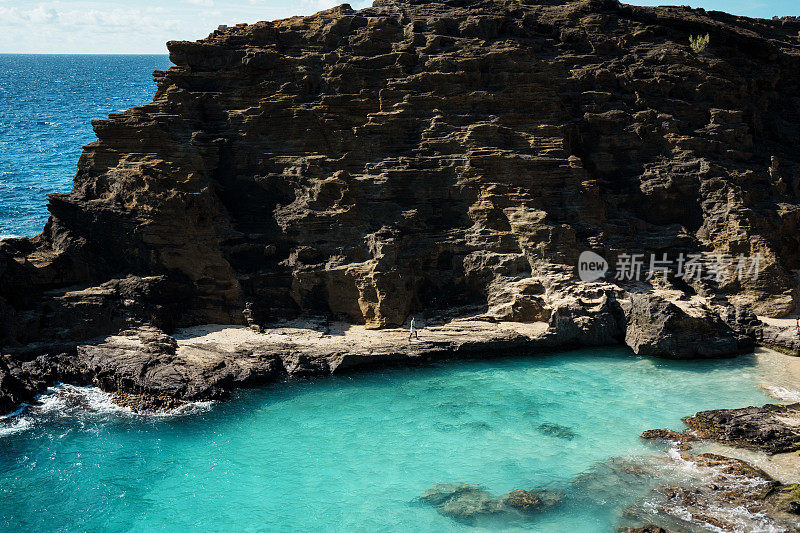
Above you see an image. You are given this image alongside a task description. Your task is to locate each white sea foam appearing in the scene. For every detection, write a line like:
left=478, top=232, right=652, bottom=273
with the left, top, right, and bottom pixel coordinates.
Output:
left=665, top=446, right=703, bottom=475
left=35, top=384, right=134, bottom=416
left=0, top=385, right=214, bottom=438
left=34, top=384, right=214, bottom=418
left=762, top=385, right=800, bottom=402
left=149, top=399, right=215, bottom=418
left=0, top=413, right=33, bottom=437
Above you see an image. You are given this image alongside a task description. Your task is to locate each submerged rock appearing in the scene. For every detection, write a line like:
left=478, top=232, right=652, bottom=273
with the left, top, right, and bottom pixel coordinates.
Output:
left=503, top=488, right=563, bottom=513
left=419, top=483, right=562, bottom=523
left=538, top=422, right=578, bottom=440
left=503, top=489, right=544, bottom=513
left=419, top=484, right=504, bottom=521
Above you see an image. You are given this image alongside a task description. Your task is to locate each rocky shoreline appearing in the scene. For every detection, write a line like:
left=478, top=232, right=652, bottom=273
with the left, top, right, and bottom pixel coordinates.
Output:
left=632, top=402, right=800, bottom=531
left=0, top=286, right=791, bottom=416
left=1, top=0, right=800, bottom=528
left=2, top=0, right=800, bottom=413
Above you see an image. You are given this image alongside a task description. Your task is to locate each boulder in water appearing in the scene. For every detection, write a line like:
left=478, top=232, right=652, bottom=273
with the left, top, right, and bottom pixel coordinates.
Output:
left=419, top=483, right=562, bottom=523
left=418, top=484, right=503, bottom=521
left=683, top=403, right=800, bottom=454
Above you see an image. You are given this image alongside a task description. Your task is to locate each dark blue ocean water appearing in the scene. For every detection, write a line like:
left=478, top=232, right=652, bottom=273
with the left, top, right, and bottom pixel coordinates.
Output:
left=0, top=55, right=171, bottom=238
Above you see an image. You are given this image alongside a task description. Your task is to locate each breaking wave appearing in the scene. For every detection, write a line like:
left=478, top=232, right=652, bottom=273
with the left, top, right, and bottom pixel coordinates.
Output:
left=0, top=384, right=213, bottom=439
left=627, top=446, right=787, bottom=532
left=0, top=406, right=33, bottom=437
left=762, top=385, right=800, bottom=403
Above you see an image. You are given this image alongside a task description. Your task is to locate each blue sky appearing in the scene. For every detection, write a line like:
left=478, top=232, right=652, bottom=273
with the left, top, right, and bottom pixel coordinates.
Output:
left=0, top=0, right=796, bottom=54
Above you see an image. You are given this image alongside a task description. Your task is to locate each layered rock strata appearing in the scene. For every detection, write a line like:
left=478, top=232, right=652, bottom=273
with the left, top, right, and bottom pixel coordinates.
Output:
left=2, top=0, right=800, bottom=411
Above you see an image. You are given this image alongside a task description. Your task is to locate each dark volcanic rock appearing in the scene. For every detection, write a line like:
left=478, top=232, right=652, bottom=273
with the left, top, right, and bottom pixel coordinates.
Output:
left=0, top=357, right=25, bottom=413
left=640, top=428, right=696, bottom=450
left=640, top=428, right=696, bottom=442
left=78, top=327, right=285, bottom=402
left=760, top=322, right=800, bottom=356
left=622, top=449, right=800, bottom=531
left=624, top=293, right=743, bottom=358
left=3, top=0, right=800, bottom=332
left=1, top=0, right=800, bottom=410
left=110, top=391, right=189, bottom=413
left=655, top=453, right=781, bottom=532
left=684, top=403, right=800, bottom=454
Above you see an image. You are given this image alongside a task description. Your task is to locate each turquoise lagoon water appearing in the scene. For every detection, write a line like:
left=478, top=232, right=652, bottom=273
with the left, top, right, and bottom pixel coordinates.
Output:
left=0, top=348, right=778, bottom=532
left=0, top=54, right=786, bottom=532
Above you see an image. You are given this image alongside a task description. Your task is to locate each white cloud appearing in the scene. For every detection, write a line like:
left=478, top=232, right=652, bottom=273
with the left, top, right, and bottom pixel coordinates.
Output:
left=0, top=4, right=180, bottom=31
left=28, top=5, right=57, bottom=23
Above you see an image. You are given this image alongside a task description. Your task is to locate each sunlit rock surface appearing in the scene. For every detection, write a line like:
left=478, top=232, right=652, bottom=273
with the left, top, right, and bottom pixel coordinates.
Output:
left=1, top=0, right=800, bottom=410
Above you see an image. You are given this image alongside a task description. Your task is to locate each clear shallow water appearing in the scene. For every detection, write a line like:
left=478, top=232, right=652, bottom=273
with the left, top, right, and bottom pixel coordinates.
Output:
left=0, top=348, right=778, bottom=532
left=0, top=55, right=786, bottom=530
left=0, top=54, right=171, bottom=238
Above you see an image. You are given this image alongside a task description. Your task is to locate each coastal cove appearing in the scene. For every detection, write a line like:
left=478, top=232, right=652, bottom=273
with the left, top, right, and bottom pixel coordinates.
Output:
left=1, top=1, right=800, bottom=531
left=0, top=347, right=795, bottom=531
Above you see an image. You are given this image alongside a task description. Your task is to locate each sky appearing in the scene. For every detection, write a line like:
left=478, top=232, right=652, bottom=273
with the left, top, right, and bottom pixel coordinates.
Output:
left=0, top=0, right=797, bottom=54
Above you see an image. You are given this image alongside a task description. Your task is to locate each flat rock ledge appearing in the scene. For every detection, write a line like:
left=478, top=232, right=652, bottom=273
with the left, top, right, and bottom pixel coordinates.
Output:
left=1, top=284, right=797, bottom=416
left=684, top=403, right=800, bottom=455
left=1, top=316, right=560, bottom=414
left=3, top=278, right=782, bottom=416
left=79, top=318, right=555, bottom=405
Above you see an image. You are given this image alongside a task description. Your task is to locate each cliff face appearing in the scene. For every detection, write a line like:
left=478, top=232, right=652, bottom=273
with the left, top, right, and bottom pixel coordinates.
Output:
left=1, top=0, right=800, bottom=351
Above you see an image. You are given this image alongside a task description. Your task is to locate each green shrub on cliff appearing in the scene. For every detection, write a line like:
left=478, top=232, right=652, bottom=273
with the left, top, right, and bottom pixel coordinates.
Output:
left=690, top=33, right=710, bottom=53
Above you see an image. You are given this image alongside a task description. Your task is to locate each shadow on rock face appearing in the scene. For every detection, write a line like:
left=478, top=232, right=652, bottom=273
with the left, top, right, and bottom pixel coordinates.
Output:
left=417, top=483, right=562, bottom=525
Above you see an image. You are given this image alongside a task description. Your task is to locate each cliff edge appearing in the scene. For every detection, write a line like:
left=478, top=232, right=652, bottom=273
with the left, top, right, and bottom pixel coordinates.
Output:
left=1, top=0, right=800, bottom=411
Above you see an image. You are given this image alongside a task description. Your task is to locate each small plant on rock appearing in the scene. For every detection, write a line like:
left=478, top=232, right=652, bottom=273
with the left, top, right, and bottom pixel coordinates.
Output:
left=690, top=33, right=710, bottom=53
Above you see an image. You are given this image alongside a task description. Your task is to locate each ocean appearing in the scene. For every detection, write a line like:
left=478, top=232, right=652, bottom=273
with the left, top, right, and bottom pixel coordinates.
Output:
left=0, top=54, right=171, bottom=239
left=0, top=54, right=791, bottom=532
left=0, top=348, right=782, bottom=531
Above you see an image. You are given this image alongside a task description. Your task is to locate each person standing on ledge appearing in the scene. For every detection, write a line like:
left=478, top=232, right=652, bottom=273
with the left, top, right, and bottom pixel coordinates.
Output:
left=409, top=316, right=419, bottom=341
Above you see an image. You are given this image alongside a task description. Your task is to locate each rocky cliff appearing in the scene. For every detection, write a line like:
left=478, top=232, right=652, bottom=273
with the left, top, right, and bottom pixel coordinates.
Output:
left=2, top=0, right=800, bottom=412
